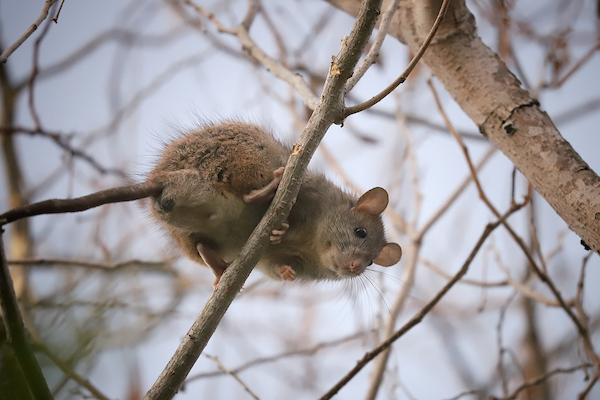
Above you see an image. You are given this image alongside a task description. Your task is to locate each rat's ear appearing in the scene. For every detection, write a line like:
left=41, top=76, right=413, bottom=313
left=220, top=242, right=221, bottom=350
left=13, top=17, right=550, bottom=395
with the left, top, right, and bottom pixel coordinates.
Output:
left=352, top=187, right=389, bottom=215
left=374, top=243, right=402, bottom=266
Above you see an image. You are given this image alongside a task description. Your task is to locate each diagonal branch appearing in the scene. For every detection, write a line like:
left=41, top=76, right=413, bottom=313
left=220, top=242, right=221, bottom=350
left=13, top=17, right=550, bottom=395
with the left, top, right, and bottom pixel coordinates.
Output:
left=0, top=0, right=59, bottom=63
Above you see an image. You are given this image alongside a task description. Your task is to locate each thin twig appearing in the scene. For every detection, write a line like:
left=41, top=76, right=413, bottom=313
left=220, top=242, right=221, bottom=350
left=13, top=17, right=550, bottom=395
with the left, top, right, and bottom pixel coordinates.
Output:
left=344, top=0, right=451, bottom=118
left=420, top=258, right=507, bottom=288
left=28, top=10, right=54, bottom=131
left=1, top=126, right=130, bottom=179
left=36, top=341, right=111, bottom=400
left=550, top=41, right=600, bottom=88
left=182, top=0, right=319, bottom=110
left=489, top=364, right=593, bottom=400
left=417, top=146, right=497, bottom=240
left=0, top=181, right=163, bottom=226
left=7, top=258, right=174, bottom=274
left=205, top=355, right=260, bottom=400
left=0, top=231, right=53, bottom=399
left=346, top=0, right=401, bottom=92
left=0, top=0, right=59, bottom=63
left=187, top=330, right=370, bottom=382
left=51, top=0, right=66, bottom=23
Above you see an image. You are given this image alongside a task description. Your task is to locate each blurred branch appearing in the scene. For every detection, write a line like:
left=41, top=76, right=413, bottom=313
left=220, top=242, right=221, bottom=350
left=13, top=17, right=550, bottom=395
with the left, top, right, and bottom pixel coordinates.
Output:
left=187, top=330, right=371, bottom=382
left=14, top=27, right=190, bottom=89
left=142, top=1, right=384, bottom=399
left=0, top=182, right=163, bottom=226
left=36, top=341, right=111, bottom=400
left=204, top=355, right=260, bottom=400
left=182, top=0, right=320, bottom=110
left=0, top=231, right=53, bottom=399
left=88, top=54, right=206, bottom=145
left=420, top=258, right=507, bottom=288
left=345, top=0, right=400, bottom=92
left=548, top=40, right=600, bottom=88
left=0, top=127, right=130, bottom=179
left=319, top=200, right=528, bottom=400
left=7, top=258, right=175, bottom=274
left=417, top=145, right=497, bottom=240
left=489, top=364, right=593, bottom=400
left=0, top=0, right=59, bottom=63
left=27, top=8, right=54, bottom=131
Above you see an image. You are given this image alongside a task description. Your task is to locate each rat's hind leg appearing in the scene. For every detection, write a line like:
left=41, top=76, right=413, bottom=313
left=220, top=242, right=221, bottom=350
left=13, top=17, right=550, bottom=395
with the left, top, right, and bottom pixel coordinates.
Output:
left=278, top=265, right=296, bottom=281
left=243, top=167, right=284, bottom=203
left=196, top=242, right=230, bottom=287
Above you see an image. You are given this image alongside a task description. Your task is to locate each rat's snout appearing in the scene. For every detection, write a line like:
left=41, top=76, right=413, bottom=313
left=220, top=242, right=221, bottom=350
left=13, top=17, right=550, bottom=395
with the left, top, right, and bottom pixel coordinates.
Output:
left=348, top=259, right=366, bottom=273
left=323, top=247, right=371, bottom=277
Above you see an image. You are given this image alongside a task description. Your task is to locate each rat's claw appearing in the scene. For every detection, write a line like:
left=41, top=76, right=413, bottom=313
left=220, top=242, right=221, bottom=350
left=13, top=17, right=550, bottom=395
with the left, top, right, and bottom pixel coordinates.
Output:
left=270, top=222, right=289, bottom=244
left=278, top=265, right=296, bottom=281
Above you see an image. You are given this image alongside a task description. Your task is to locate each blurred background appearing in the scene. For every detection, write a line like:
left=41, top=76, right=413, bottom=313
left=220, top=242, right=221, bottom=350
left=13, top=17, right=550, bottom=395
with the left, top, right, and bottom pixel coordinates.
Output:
left=1, top=0, right=599, bottom=399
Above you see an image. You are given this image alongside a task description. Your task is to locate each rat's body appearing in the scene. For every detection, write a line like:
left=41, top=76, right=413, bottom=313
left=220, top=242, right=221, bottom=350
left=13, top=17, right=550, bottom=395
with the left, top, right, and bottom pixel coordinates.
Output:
left=148, top=121, right=401, bottom=285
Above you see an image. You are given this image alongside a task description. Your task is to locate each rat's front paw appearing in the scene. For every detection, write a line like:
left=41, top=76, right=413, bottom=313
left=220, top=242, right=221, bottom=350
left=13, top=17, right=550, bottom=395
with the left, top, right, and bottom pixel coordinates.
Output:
left=278, top=265, right=296, bottom=281
left=243, top=167, right=284, bottom=203
left=270, top=221, right=289, bottom=244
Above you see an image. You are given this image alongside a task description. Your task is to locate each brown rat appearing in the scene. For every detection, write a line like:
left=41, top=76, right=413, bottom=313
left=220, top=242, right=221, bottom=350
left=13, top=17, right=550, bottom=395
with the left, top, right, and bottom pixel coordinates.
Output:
left=147, top=121, right=401, bottom=285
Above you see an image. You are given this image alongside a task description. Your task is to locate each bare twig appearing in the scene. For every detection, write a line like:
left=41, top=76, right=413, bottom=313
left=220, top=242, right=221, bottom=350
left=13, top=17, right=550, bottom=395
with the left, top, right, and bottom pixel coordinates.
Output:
left=345, top=0, right=401, bottom=92
left=36, top=341, right=111, bottom=400
left=28, top=10, right=54, bottom=131
left=0, top=181, right=163, bottom=226
left=344, top=0, right=451, bottom=118
left=417, top=146, right=497, bottom=240
left=0, top=0, right=59, bottom=63
left=142, top=1, right=384, bottom=399
left=1, top=126, right=129, bottom=179
left=51, top=0, right=67, bottom=23
left=550, top=41, right=600, bottom=88
left=182, top=0, right=319, bottom=110
left=420, top=258, right=507, bottom=288
left=489, top=364, right=593, bottom=400
left=0, top=231, right=53, bottom=399
left=205, top=355, right=260, bottom=400
left=7, top=258, right=174, bottom=274
left=187, top=330, right=370, bottom=382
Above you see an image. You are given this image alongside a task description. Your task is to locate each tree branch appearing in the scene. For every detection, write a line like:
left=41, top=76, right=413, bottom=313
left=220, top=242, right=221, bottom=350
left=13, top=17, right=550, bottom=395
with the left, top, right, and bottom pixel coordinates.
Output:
left=0, top=231, right=53, bottom=399
left=0, top=182, right=163, bottom=226
left=0, top=0, right=59, bottom=63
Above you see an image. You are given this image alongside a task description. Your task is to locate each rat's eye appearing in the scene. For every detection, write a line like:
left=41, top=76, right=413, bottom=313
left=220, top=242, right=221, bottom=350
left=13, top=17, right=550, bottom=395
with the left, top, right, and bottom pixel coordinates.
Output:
left=354, top=227, right=368, bottom=238
left=368, top=260, right=373, bottom=266
left=159, top=197, right=175, bottom=212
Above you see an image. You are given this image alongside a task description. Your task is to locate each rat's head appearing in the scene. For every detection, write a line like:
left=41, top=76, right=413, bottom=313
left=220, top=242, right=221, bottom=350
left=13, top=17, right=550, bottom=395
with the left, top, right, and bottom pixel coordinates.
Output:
left=316, top=187, right=402, bottom=279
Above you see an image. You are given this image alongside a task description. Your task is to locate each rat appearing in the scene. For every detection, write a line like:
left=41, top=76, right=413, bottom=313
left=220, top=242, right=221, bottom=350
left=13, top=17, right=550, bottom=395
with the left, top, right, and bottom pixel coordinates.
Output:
left=147, top=121, right=402, bottom=285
